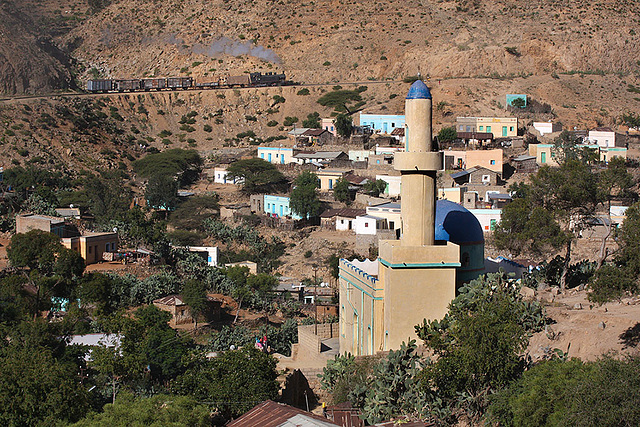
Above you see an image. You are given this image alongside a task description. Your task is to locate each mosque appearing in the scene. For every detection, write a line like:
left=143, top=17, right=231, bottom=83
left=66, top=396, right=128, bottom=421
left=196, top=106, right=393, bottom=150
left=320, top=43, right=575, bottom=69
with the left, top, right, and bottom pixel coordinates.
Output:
left=338, top=80, right=485, bottom=356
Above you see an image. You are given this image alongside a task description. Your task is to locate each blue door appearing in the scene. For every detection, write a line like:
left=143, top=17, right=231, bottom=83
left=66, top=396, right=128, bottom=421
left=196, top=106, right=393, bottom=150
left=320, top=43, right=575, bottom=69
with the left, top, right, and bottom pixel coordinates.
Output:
left=268, top=153, right=272, bottom=162
left=281, top=156, right=285, bottom=164
left=280, top=205, right=284, bottom=216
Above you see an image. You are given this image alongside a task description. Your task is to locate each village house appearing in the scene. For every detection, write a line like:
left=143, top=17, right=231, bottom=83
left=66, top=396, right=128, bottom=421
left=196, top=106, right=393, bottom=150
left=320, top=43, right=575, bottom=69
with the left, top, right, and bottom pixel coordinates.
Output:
left=358, top=113, right=405, bottom=134
left=263, top=194, right=302, bottom=219
left=315, top=169, right=349, bottom=191
left=55, top=207, right=81, bottom=219
left=512, top=154, right=538, bottom=173
left=16, top=214, right=66, bottom=237
left=354, top=214, right=387, bottom=235
left=442, top=148, right=504, bottom=173
left=376, top=174, right=401, bottom=197
left=62, top=232, right=119, bottom=265
left=468, top=207, right=503, bottom=233
left=292, top=151, right=349, bottom=166
left=533, top=121, right=562, bottom=136
left=153, top=294, right=223, bottom=327
left=348, top=149, right=374, bottom=162
left=301, top=128, right=333, bottom=146
left=456, top=116, right=518, bottom=138
left=438, top=187, right=466, bottom=204
left=257, top=146, right=296, bottom=164
left=321, top=118, right=337, bottom=136
left=450, top=166, right=502, bottom=186
left=213, top=165, right=243, bottom=184
left=320, top=208, right=365, bottom=231
left=366, top=202, right=402, bottom=231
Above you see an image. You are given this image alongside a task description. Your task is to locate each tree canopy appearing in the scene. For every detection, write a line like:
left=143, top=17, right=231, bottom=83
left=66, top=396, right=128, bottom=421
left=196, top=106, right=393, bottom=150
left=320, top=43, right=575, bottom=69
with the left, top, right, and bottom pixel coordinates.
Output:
left=226, top=158, right=288, bottom=194
left=133, top=149, right=203, bottom=187
left=334, top=114, right=353, bottom=138
left=290, top=171, right=321, bottom=219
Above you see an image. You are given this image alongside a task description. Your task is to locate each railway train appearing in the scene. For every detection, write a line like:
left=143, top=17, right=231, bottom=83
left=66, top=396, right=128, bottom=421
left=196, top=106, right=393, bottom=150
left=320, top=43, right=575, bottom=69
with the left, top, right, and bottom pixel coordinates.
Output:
left=86, top=72, right=291, bottom=93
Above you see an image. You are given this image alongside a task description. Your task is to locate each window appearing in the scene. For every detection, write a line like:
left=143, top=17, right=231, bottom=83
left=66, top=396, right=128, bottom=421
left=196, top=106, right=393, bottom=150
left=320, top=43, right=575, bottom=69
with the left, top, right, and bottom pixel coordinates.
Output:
left=329, top=179, right=333, bottom=189
left=276, top=154, right=279, bottom=158
left=267, top=203, right=270, bottom=209
left=88, top=246, right=92, bottom=254
left=510, top=126, right=514, bottom=131
left=486, top=126, right=491, bottom=132
left=376, top=160, right=380, bottom=164
left=261, top=153, right=265, bottom=159
left=479, top=126, right=484, bottom=131
left=459, top=125, right=464, bottom=130
left=490, top=160, right=496, bottom=165
left=365, top=222, right=369, bottom=227
left=389, top=221, right=394, bottom=229
left=391, top=122, right=395, bottom=127
left=482, top=174, right=491, bottom=183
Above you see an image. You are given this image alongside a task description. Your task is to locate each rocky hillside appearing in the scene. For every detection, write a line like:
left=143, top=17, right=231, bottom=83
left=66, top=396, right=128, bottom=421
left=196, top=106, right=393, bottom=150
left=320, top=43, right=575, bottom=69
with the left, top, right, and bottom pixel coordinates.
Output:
left=63, top=0, right=640, bottom=84
left=0, top=0, right=80, bottom=94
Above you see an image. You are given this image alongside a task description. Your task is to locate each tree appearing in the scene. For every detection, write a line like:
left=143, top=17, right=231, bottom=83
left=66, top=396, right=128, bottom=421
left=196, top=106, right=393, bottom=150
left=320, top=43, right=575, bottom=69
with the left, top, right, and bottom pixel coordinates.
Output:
left=494, top=159, right=603, bottom=291
left=81, top=170, right=132, bottom=225
left=133, top=148, right=203, bottom=187
left=488, top=355, right=640, bottom=427
left=0, top=321, right=90, bottom=425
left=71, top=392, right=211, bottom=427
left=595, top=157, right=635, bottom=267
left=362, top=179, right=388, bottom=197
left=181, top=279, right=208, bottom=328
left=290, top=171, right=321, bottom=220
left=145, top=174, right=179, bottom=212
left=510, top=97, right=526, bottom=108
left=173, top=346, right=279, bottom=419
left=77, top=273, right=117, bottom=316
left=415, top=273, right=547, bottom=421
left=8, top=230, right=85, bottom=318
left=437, top=126, right=457, bottom=143
left=302, top=112, right=321, bottom=128
left=226, top=158, right=288, bottom=194
left=333, top=178, right=352, bottom=204
left=170, top=193, right=219, bottom=230
left=334, top=114, right=353, bottom=138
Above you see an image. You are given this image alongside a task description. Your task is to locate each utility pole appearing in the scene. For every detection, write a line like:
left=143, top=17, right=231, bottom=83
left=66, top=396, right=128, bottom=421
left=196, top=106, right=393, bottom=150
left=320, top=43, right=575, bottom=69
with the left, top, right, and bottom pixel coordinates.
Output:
left=312, top=264, right=319, bottom=335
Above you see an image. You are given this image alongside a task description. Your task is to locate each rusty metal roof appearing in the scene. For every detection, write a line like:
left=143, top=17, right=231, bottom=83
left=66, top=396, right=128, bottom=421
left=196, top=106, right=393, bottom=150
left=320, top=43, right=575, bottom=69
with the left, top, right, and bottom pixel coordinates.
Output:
left=226, top=400, right=339, bottom=427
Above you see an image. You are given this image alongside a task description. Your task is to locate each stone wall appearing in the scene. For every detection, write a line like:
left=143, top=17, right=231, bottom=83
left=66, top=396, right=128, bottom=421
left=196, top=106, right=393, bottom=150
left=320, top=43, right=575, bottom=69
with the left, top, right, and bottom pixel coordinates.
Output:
left=297, top=323, right=339, bottom=354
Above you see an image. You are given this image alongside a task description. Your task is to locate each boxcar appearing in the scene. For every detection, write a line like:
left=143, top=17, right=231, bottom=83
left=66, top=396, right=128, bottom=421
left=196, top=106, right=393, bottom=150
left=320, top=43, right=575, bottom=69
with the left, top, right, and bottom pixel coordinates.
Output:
left=87, top=80, right=114, bottom=92
left=142, top=78, right=167, bottom=90
left=115, top=79, right=142, bottom=91
left=225, top=75, right=251, bottom=87
left=167, top=77, right=193, bottom=89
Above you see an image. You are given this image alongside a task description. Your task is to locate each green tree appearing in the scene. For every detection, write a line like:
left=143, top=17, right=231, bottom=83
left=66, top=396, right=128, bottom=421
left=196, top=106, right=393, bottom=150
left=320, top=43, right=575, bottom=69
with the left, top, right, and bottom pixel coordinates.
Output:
left=82, top=170, right=132, bottom=225
left=170, top=193, right=219, bottom=230
left=415, top=273, right=547, bottom=421
left=181, top=279, right=208, bottom=328
left=488, top=355, right=640, bottom=427
left=510, top=97, right=526, bottom=108
left=133, top=149, right=203, bottom=187
left=552, top=130, right=598, bottom=165
left=334, top=114, right=353, bottom=138
left=71, top=392, right=211, bottom=427
left=173, top=346, right=279, bottom=419
left=302, top=112, right=321, bottom=128
left=8, top=230, right=85, bottom=318
left=362, top=179, right=388, bottom=197
left=145, top=174, right=179, bottom=212
left=437, top=126, right=457, bottom=143
left=290, top=171, right=321, bottom=220
left=494, top=159, right=603, bottom=290
left=0, top=321, right=90, bottom=425
left=226, top=158, right=288, bottom=194
left=333, top=178, right=352, bottom=204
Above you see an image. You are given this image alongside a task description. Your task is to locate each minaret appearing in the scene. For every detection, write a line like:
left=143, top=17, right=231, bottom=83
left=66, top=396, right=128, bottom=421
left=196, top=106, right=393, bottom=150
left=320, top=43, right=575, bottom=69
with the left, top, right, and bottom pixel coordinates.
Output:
left=396, top=79, right=438, bottom=246
left=377, top=79, right=460, bottom=352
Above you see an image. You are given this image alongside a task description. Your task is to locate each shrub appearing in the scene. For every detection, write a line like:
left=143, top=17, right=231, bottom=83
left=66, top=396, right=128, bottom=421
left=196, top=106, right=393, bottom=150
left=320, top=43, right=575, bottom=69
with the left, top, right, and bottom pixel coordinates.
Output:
left=297, top=88, right=310, bottom=96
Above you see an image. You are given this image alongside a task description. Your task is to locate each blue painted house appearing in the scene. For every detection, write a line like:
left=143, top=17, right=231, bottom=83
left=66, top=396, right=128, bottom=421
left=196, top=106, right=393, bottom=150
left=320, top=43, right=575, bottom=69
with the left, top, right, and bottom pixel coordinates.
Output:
left=263, top=195, right=302, bottom=220
left=359, top=113, right=405, bottom=134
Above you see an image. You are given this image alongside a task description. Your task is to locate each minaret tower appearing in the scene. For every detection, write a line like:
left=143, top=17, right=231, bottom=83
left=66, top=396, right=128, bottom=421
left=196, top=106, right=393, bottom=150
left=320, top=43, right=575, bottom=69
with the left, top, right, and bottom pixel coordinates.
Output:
left=377, top=79, right=460, bottom=351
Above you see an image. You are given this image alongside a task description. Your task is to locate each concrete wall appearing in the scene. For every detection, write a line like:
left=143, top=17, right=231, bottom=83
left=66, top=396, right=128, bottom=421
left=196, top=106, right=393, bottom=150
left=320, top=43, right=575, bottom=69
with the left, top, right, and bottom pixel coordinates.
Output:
left=457, top=117, right=517, bottom=138
left=297, top=323, right=339, bottom=354
left=257, top=146, right=295, bottom=164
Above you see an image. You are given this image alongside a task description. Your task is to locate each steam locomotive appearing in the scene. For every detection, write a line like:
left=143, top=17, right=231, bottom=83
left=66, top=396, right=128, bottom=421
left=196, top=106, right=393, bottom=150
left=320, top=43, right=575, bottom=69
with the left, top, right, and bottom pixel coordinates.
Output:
left=86, top=72, right=290, bottom=93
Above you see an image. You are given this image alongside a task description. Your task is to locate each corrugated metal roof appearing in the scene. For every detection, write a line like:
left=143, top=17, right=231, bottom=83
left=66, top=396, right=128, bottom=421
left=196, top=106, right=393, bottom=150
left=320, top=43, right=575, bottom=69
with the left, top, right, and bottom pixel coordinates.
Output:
left=320, top=208, right=365, bottom=218
left=226, top=400, right=339, bottom=427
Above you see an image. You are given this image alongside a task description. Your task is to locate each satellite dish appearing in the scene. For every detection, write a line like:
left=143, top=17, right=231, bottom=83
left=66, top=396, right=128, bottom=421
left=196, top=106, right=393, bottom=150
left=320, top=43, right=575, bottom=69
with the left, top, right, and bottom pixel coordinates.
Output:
left=69, top=204, right=74, bottom=208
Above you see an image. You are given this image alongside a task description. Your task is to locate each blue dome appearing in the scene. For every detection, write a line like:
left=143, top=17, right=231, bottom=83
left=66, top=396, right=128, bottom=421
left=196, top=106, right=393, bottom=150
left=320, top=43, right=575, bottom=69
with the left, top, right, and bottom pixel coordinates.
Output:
left=406, top=79, right=432, bottom=100
left=435, top=200, right=484, bottom=243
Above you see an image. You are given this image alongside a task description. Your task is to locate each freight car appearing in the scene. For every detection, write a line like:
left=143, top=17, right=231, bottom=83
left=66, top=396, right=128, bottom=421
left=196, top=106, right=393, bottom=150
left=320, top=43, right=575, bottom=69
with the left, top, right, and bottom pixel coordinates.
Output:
left=86, top=72, right=291, bottom=93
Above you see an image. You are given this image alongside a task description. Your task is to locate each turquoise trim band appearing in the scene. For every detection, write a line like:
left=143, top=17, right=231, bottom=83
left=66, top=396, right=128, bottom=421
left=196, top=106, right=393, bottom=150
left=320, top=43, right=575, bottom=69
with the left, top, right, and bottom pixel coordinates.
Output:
left=379, top=258, right=461, bottom=269
left=339, top=274, right=384, bottom=300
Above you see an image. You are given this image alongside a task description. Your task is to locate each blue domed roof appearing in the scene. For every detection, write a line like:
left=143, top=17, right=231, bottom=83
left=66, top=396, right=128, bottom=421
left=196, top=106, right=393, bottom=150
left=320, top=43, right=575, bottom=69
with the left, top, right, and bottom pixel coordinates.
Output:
left=435, top=199, right=484, bottom=243
left=406, top=79, right=432, bottom=100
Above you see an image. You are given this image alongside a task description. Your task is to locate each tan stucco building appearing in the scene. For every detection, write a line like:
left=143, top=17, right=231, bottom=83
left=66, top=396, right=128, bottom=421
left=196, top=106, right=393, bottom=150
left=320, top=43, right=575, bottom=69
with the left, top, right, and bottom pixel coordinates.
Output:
left=456, top=117, right=518, bottom=138
left=62, top=232, right=118, bottom=265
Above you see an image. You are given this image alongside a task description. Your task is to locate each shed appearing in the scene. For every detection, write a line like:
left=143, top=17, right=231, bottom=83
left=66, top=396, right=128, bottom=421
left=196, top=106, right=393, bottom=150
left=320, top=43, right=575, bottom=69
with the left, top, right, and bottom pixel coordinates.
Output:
left=227, top=400, right=339, bottom=427
left=512, top=154, right=538, bottom=174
